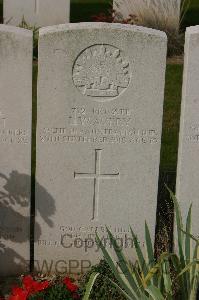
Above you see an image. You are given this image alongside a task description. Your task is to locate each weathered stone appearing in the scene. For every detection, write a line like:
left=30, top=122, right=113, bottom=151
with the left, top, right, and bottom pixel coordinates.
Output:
left=4, top=0, right=70, bottom=27
left=0, top=25, right=32, bottom=276
left=176, top=26, right=199, bottom=238
left=35, top=23, right=167, bottom=274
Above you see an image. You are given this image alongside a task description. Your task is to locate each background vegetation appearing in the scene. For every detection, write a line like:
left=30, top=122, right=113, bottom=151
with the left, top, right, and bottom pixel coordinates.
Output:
left=0, top=0, right=199, bottom=25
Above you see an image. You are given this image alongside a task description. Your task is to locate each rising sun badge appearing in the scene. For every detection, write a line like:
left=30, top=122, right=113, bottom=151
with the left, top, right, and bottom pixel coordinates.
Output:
left=72, top=44, right=131, bottom=101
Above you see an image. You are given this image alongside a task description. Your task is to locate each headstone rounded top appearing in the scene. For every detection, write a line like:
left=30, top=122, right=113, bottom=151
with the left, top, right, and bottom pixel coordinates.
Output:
left=0, top=24, right=32, bottom=37
left=186, top=25, right=199, bottom=35
left=39, top=22, right=167, bottom=40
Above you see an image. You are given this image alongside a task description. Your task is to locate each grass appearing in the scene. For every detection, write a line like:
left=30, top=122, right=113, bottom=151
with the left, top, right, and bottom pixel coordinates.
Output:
left=160, top=64, right=183, bottom=171
left=183, top=0, right=199, bottom=28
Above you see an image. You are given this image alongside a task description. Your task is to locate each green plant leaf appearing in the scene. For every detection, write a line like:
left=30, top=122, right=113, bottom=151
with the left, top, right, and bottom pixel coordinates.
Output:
left=96, top=234, right=138, bottom=300
left=185, top=204, right=192, bottom=292
left=185, top=204, right=192, bottom=265
left=162, top=259, right=173, bottom=297
left=181, top=229, right=199, bottom=244
left=145, top=284, right=165, bottom=300
left=145, top=222, right=154, bottom=267
left=130, top=227, right=148, bottom=277
left=144, top=263, right=160, bottom=285
left=144, top=252, right=172, bottom=286
left=166, top=186, right=188, bottom=298
left=166, top=187, right=184, bottom=261
left=106, top=227, right=142, bottom=298
left=190, top=272, right=199, bottom=300
left=109, top=278, right=140, bottom=300
left=83, top=272, right=100, bottom=300
left=191, top=242, right=199, bottom=290
left=178, top=261, right=199, bottom=277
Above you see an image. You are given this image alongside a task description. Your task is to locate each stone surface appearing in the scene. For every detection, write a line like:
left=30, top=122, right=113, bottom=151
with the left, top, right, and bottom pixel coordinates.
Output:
left=176, top=26, right=199, bottom=238
left=4, top=0, right=70, bottom=27
left=0, top=25, right=32, bottom=276
left=35, top=23, right=167, bottom=274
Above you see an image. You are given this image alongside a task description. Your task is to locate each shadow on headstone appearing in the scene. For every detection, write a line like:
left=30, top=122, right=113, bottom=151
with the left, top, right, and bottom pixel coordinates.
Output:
left=0, top=170, right=55, bottom=276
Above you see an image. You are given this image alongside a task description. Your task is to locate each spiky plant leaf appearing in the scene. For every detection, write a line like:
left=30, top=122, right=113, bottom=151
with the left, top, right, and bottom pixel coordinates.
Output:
left=130, top=227, right=148, bottom=278
left=83, top=272, right=100, bottom=300
left=106, top=227, right=142, bottom=298
left=96, top=234, right=139, bottom=299
left=145, top=284, right=165, bottom=300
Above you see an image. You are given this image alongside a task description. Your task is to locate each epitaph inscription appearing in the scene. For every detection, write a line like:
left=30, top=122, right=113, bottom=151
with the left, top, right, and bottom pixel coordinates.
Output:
left=74, top=149, right=120, bottom=221
left=73, top=45, right=131, bottom=101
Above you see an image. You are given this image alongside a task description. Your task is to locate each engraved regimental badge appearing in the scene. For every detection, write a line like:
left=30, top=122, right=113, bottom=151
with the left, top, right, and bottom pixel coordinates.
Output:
left=73, top=44, right=131, bottom=101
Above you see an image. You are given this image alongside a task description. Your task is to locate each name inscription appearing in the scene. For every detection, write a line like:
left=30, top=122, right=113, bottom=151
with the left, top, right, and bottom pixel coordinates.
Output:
left=40, top=106, right=159, bottom=145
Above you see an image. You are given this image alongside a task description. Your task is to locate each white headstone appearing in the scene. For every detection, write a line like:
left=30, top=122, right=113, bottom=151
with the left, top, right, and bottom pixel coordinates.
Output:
left=4, top=0, right=70, bottom=27
left=35, top=23, right=167, bottom=274
left=176, top=26, right=199, bottom=237
left=0, top=25, right=32, bottom=276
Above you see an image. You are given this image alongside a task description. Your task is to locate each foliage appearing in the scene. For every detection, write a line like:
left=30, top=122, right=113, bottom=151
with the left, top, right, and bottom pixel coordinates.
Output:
left=29, top=283, right=80, bottom=300
left=79, top=260, right=125, bottom=300
left=113, top=0, right=188, bottom=31
left=92, top=8, right=138, bottom=24
left=112, top=0, right=190, bottom=56
left=18, top=17, right=39, bottom=60
left=84, top=191, right=199, bottom=299
left=160, top=64, right=183, bottom=171
left=183, top=0, right=199, bottom=28
left=84, top=226, right=173, bottom=299
left=167, top=187, right=199, bottom=300
left=6, top=275, right=80, bottom=300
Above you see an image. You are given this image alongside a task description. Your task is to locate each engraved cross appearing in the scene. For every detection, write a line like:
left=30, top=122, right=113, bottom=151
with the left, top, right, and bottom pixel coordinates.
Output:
left=74, top=149, right=120, bottom=221
left=34, top=0, right=39, bottom=14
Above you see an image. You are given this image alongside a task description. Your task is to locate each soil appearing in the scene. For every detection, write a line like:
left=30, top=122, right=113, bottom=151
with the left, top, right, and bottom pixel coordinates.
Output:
left=167, top=55, right=184, bottom=65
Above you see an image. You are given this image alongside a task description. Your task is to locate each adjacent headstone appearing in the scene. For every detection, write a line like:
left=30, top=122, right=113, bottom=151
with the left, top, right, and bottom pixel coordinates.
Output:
left=4, top=0, right=70, bottom=27
left=35, top=23, right=167, bottom=274
left=176, top=26, right=199, bottom=238
left=0, top=25, right=32, bottom=276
